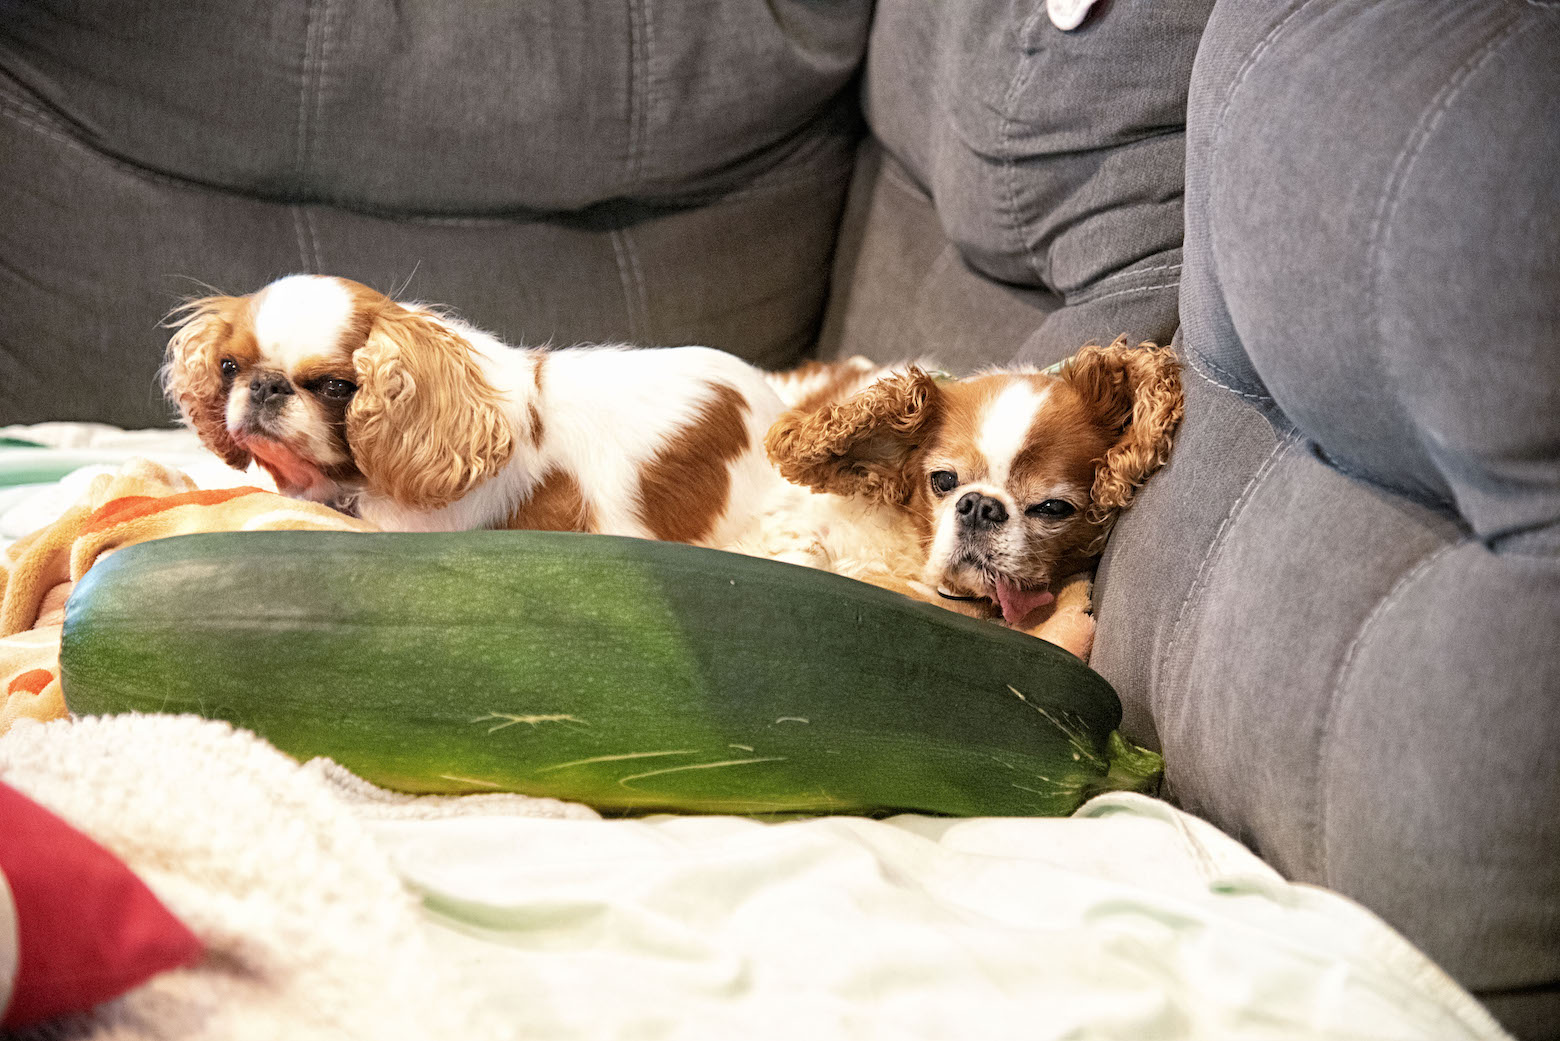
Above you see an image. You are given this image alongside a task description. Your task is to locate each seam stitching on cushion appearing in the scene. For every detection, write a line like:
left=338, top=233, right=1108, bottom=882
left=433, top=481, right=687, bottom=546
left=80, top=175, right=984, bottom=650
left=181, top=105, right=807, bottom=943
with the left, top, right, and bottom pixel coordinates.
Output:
left=1209, top=0, right=1315, bottom=150
left=1140, top=262, right=1182, bottom=276
left=290, top=208, right=312, bottom=272
left=1184, top=358, right=1270, bottom=402
left=1206, top=0, right=1316, bottom=272
left=641, top=0, right=656, bottom=186
left=1161, top=430, right=1300, bottom=709
left=0, top=77, right=841, bottom=223
left=294, top=0, right=324, bottom=190
left=315, top=0, right=335, bottom=177
left=626, top=0, right=649, bottom=189
left=1317, top=541, right=1461, bottom=886
left=306, top=207, right=322, bottom=271
left=0, top=88, right=73, bottom=136
left=1365, top=17, right=1520, bottom=370
left=608, top=224, right=648, bottom=341
left=0, top=98, right=838, bottom=226
left=1065, top=278, right=1181, bottom=309
left=0, top=91, right=838, bottom=255
left=1106, top=261, right=1184, bottom=281
left=0, top=105, right=99, bottom=168
left=624, top=227, right=649, bottom=336
left=1000, top=4, right=1050, bottom=288
left=1064, top=264, right=1183, bottom=305
left=1185, top=350, right=1276, bottom=403
left=1201, top=0, right=1314, bottom=404
left=0, top=104, right=211, bottom=199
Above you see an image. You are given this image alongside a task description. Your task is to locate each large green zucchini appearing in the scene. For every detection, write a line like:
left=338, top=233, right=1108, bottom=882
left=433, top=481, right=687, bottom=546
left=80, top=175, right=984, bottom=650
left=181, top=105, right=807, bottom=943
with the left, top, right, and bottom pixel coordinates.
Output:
left=60, top=531, right=1160, bottom=817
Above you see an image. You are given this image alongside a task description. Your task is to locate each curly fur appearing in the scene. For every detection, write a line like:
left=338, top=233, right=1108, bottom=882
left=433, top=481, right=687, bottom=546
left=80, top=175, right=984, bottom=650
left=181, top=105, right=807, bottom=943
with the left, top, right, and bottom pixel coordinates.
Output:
left=763, top=367, right=940, bottom=508
left=1061, top=336, right=1184, bottom=550
left=161, top=296, right=253, bottom=469
left=346, top=308, right=516, bottom=512
left=752, top=342, right=1183, bottom=655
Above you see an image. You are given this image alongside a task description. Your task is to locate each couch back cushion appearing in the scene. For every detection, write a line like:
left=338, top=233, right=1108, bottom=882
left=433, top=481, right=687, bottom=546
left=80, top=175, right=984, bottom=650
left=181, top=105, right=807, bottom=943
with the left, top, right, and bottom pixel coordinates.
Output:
left=1095, top=0, right=1560, bottom=1025
left=824, top=0, right=1213, bottom=367
left=0, top=1, right=868, bottom=213
left=1180, top=0, right=1560, bottom=544
left=0, top=0, right=872, bottom=427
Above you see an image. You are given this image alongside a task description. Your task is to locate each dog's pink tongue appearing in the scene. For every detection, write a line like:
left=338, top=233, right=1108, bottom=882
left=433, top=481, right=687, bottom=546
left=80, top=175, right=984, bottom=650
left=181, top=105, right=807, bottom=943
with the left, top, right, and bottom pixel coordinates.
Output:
left=994, top=579, right=1055, bottom=627
left=246, top=439, right=323, bottom=493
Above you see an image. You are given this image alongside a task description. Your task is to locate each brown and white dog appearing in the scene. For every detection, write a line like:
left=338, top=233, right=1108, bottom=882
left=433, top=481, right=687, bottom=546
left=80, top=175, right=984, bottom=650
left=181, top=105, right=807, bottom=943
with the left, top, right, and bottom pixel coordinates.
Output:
left=162, top=274, right=786, bottom=543
left=744, top=341, right=1184, bottom=656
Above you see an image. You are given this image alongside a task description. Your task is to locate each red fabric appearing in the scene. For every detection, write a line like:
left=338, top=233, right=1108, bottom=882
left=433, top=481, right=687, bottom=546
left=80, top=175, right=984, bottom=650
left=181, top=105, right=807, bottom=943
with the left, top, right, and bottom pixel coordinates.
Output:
left=0, top=780, right=203, bottom=1028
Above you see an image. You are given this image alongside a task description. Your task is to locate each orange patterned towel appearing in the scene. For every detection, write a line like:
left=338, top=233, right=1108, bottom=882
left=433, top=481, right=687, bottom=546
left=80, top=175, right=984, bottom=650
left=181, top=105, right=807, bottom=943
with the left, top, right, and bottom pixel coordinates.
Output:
left=0, top=459, right=375, bottom=735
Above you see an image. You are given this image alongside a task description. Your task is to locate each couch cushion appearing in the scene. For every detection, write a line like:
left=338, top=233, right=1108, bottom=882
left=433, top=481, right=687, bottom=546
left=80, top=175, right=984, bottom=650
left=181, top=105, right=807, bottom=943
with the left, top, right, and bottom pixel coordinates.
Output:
left=857, top=0, right=1213, bottom=361
left=1093, top=358, right=1560, bottom=1034
left=1181, top=0, right=1560, bottom=543
left=1131, top=0, right=1560, bottom=1031
left=0, top=1, right=871, bottom=427
left=816, top=141, right=1063, bottom=371
left=0, top=0, right=869, bottom=214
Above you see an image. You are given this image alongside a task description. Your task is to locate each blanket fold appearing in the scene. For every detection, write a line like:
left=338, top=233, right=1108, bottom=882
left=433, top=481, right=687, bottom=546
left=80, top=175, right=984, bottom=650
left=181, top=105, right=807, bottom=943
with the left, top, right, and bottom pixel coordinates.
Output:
left=0, top=459, right=374, bottom=735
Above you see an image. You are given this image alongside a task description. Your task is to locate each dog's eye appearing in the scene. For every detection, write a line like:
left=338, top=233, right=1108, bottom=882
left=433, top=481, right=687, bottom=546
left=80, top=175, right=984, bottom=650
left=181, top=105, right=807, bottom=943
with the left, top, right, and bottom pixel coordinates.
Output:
left=219, top=358, right=240, bottom=381
left=1025, top=499, right=1076, bottom=519
left=317, top=378, right=358, bottom=401
left=929, top=470, right=959, bottom=495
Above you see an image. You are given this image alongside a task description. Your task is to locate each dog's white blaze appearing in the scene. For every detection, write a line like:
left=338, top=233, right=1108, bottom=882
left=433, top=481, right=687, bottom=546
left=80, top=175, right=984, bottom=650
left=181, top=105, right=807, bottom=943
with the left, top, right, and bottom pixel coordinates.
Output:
left=977, top=382, right=1048, bottom=486
left=253, top=275, right=356, bottom=369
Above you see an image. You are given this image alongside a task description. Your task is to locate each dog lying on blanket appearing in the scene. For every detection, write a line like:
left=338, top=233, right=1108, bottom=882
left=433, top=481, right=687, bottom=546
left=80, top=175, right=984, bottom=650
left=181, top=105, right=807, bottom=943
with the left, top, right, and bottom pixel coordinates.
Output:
left=161, top=277, right=1182, bottom=658
left=161, top=275, right=784, bottom=544
left=744, top=341, right=1184, bottom=659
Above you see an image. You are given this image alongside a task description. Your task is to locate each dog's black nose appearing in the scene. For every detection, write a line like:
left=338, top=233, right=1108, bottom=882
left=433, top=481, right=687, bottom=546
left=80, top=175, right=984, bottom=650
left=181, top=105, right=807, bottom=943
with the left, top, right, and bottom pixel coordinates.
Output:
left=250, top=372, right=294, bottom=406
left=956, top=491, right=1008, bottom=529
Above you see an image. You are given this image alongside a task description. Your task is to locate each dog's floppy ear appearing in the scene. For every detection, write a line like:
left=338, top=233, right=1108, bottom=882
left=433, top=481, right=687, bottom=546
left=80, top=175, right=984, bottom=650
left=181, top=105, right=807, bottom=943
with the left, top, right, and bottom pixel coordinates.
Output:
left=764, top=367, right=942, bottom=508
left=1061, top=336, right=1184, bottom=526
left=162, top=295, right=253, bottom=470
left=347, top=308, right=515, bottom=511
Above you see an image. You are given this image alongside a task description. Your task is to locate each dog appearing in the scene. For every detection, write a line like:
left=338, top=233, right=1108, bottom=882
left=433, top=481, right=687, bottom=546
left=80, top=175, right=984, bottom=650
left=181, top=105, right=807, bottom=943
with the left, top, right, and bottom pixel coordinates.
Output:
left=162, top=274, right=786, bottom=543
left=739, top=339, right=1184, bottom=657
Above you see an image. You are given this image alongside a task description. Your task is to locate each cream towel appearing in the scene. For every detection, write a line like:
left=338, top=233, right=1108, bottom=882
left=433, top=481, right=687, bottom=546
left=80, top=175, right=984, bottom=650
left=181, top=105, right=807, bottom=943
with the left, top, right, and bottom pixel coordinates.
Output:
left=0, top=713, right=592, bottom=1040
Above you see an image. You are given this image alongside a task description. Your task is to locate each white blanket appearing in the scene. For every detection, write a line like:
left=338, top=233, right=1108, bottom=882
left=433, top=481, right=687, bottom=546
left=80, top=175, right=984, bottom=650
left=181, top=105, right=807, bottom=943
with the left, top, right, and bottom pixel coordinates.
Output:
left=0, top=713, right=1508, bottom=1041
left=0, top=427, right=1514, bottom=1040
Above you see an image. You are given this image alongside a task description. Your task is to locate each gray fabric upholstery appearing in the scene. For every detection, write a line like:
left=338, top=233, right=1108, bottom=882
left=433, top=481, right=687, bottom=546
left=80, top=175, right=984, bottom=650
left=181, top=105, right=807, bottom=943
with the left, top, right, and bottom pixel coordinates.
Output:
left=0, top=1, right=869, bottom=212
left=814, top=141, right=1186, bottom=374
left=858, top=0, right=1210, bottom=362
left=2, top=0, right=1555, bottom=1035
left=0, top=0, right=869, bottom=427
left=816, top=141, right=1063, bottom=371
left=1179, top=0, right=1560, bottom=544
left=1094, top=0, right=1560, bottom=1033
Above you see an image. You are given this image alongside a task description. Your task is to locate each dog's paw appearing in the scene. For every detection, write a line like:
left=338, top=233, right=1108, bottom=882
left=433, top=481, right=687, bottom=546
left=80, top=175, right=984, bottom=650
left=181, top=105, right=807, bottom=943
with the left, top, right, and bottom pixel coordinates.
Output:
left=1051, top=574, right=1093, bottom=614
left=1029, top=575, right=1095, bottom=661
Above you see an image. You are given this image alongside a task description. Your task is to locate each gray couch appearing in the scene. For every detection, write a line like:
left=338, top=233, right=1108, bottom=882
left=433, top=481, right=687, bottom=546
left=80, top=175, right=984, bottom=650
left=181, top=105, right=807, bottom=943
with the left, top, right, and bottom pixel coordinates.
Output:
left=2, top=0, right=1555, bottom=1035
